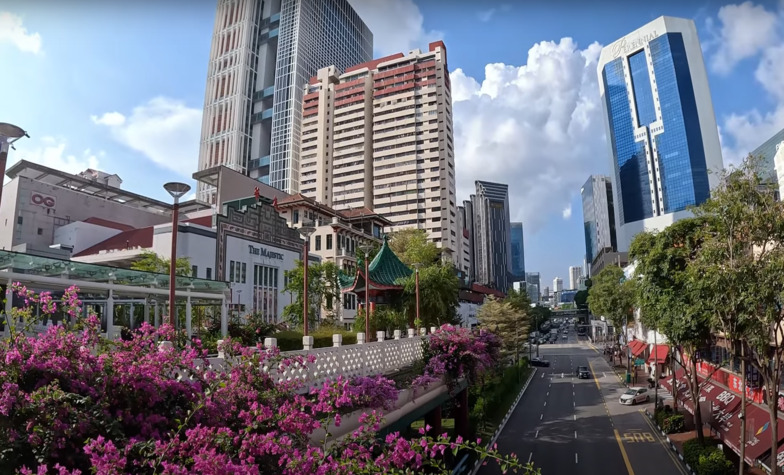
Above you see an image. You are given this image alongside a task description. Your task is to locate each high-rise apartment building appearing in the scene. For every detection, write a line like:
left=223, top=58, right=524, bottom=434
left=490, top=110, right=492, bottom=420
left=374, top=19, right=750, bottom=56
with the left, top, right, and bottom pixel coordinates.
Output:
left=581, top=175, right=618, bottom=271
left=471, top=181, right=511, bottom=292
left=197, top=0, right=372, bottom=201
left=553, top=277, right=563, bottom=293
left=296, top=42, right=458, bottom=261
left=598, top=16, right=723, bottom=251
left=510, top=222, right=525, bottom=283
left=569, top=265, right=583, bottom=290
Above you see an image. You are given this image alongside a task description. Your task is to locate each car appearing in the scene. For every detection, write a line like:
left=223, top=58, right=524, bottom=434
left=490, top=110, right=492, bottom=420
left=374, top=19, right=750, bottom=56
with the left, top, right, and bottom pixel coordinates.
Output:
left=530, top=357, right=550, bottom=367
left=619, top=387, right=650, bottom=405
left=577, top=366, right=590, bottom=379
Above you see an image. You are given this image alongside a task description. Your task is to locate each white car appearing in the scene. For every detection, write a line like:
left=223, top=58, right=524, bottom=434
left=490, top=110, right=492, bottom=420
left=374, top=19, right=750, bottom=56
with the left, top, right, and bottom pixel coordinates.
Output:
left=619, top=387, right=650, bottom=405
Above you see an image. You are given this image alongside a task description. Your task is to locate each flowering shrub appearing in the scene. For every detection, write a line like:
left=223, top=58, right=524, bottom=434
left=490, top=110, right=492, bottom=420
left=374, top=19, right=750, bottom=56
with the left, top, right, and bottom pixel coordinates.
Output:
left=0, top=286, right=536, bottom=474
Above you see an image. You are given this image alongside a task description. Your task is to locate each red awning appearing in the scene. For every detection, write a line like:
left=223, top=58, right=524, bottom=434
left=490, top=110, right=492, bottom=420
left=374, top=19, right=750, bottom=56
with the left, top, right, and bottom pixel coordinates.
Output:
left=660, top=367, right=694, bottom=413
left=628, top=339, right=647, bottom=357
left=648, top=344, right=670, bottom=364
left=743, top=404, right=784, bottom=465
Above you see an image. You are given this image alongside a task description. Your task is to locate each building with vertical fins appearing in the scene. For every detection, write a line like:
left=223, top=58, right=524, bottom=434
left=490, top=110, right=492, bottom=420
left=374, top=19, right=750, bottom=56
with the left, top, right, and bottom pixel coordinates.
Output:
left=295, top=42, right=458, bottom=263
left=471, top=181, right=511, bottom=293
left=510, top=222, right=525, bottom=284
left=197, top=0, right=372, bottom=202
left=597, top=16, right=723, bottom=251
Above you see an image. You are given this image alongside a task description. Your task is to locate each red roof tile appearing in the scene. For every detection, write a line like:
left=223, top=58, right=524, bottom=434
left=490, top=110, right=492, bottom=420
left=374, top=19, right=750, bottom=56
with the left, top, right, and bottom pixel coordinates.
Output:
left=73, top=226, right=153, bottom=257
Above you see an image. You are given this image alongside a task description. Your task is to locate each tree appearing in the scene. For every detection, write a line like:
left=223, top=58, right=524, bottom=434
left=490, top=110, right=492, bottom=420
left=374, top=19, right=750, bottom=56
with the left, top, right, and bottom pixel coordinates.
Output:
left=529, top=306, right=552, bottom=332
left=574, top=289, right=589, bottom=309
left=130, top=251, right=192, bottom=276
left=388, top=229, right=441, bottom=267
left=402, top=263, right=460, bottom=328
left=587, top=266, right=636, bottom=339
left=692, top=157, right=784, bottom=473
left=477, top=296, right=528, bottom=363
left=352, top=305, right=407, bottom=336
left=630, top=218, right=715, bottom=444
left=282, top=260, right=342, bottom=329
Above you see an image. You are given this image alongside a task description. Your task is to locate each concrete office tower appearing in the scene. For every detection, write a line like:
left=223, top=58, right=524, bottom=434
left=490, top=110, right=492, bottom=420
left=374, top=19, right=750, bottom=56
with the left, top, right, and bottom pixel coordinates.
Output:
left=581, top=175, right=617, bottom=269
left=456, top=205, right=473, bottom=278
left=197, top=0, right=372, bottom=202
left=569, top=265, right=583, bottom=290
left=525, top=271, right=540, bottom=302
left=297, top=42, right=458, bottom=262
left=749, top=127, right=784, bottom=198
left=597, top=16, right=723, bottom=251
left=553, top=277, right=563, bottom=293
left=471, top=181, right=511, bottom=292
left=510, top=222, right=525, bottom=283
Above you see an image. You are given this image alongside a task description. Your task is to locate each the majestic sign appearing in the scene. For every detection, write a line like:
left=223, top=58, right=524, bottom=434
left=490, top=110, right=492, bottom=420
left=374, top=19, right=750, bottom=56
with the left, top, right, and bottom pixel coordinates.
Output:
left=30, top=192, right=56, bottom=209
left=611, top=30, right=659, bottom=59
left=248, top=244, right=284, bottom=260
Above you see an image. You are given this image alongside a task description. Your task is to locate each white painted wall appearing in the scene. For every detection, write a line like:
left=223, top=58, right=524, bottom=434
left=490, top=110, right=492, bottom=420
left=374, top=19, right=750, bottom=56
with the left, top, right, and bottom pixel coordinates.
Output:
left=53, top=222, right=123, bottom=255
left=458, top=301, right=480, bottom=328
left=151, top=223, right=218, bottom=280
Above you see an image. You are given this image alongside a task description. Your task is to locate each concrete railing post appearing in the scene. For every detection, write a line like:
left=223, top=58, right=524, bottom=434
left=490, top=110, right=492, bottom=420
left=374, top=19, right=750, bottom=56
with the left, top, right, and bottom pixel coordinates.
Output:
left=408, top=328, right=416, bottom=338
left=158, top=341, right=173, bottom=352
left=430, top=326, right=437, bottom=335
left=333, top=334, right=343, bottom=347
left=216, top=339, right=225, bottom=358
left=264, top=337, right=277, bottom=349
left=303, top=335, right=314, bottom=351
left=420, top=328, right=427, bottom=336
left=357, top=332, right=366, bottom=345
left=376, top=331, right=385, bottom=342
left=393, top=330, right=401, bottom=340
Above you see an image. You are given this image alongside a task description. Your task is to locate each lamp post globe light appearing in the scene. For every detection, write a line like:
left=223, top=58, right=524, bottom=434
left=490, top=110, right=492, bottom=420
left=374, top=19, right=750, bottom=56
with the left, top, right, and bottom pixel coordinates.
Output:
left=0, top=122, right=28, bottom=210
left=298, top=224, right=317, bottom=336
left=358, top=242, right=374, bottom=340
left=163, top=182, right=191, bottom=326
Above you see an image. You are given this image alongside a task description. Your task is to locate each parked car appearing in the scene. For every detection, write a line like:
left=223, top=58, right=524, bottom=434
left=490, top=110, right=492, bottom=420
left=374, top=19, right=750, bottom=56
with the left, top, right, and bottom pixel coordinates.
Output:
left=619, top=387, right=650, bottom=405
left=530, top=357, right=550, bottom=367
left=577, top=366, right=590, bottom=379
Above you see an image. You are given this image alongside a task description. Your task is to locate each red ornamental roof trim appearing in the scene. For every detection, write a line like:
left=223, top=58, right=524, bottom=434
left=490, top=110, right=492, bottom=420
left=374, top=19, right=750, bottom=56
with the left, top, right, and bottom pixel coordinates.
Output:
left=341, top=270, right=402, bottom=293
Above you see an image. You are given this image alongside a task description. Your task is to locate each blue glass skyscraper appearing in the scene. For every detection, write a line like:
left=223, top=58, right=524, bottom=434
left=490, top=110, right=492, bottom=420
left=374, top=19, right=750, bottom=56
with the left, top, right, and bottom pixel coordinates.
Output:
left=510, top=222, right=525, bottom=283
left=598, top=17, right=723, bottom=251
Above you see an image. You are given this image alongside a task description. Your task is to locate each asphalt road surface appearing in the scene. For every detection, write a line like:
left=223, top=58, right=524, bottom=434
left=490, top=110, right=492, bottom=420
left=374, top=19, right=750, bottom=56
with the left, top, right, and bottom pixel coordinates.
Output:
left=479, top=327, right=688, bottom=475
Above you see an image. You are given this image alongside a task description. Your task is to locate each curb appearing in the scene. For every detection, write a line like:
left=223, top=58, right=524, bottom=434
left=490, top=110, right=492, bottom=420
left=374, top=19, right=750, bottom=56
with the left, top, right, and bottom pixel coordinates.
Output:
left=469, top=367, right=537, bottom=475
left=644, top=409, right=697, bottom=475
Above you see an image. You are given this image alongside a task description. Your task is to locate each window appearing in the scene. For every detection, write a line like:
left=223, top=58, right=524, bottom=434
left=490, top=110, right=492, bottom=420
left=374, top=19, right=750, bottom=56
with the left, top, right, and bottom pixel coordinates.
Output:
left=206, top=268, right=212, bottom=280
left=315, top=235, right=322, bottom=251
left=241, top=262, right=247, bottom=283
left=229, top=261, right=235, bottom=282
left=17, top=216, right=23, bottom=225
left=192, top=265, right=198, bottom=278
left=326, top=234, right=333, bottom=250
left=254, top=264, right=280, bottom=323
left=37, top=228, right=43, bottom=235
left=293, top=210, right=299, bottom=224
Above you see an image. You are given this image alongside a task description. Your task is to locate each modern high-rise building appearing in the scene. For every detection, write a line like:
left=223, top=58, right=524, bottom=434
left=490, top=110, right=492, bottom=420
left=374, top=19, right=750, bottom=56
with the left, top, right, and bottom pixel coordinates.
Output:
left=295, top=42, right=458, bottom=262
left=553, top=277, right=563, bottom=293
left=510, top=222, right=525, bottom=283
left=525, top=271, right=540, bottom=302
left=197, top=0, right=373, bottom=201
left=597, top=16, right=723, bottom=251
left=569, top=265, right=583, bottom=290
left=750, top=127, right=784, bottom=198
left=581, top=175, right=617, bottom=266
left=457, top=204, right=473, bottom=278
left=471, top=181, right=511, bottom=292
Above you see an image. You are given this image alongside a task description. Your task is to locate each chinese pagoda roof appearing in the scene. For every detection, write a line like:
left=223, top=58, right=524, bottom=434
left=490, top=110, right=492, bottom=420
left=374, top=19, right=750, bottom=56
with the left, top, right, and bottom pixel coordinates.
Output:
left=340, top=235, right=412, bottom=293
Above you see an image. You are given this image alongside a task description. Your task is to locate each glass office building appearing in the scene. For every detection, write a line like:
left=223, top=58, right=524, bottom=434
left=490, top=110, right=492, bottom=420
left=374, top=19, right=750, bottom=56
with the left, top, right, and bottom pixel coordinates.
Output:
left=581, top=175, right=617, bottom=266
left=471, top=181, right=512, bottom=293
left=510, top=222, right=525, bottom=283
left=598, top=16, right=723, bottom=251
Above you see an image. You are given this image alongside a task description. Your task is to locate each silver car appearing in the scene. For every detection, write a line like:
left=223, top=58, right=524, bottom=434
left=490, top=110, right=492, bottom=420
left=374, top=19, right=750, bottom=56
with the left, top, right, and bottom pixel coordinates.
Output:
left=619, top=387, right=649, bottom=405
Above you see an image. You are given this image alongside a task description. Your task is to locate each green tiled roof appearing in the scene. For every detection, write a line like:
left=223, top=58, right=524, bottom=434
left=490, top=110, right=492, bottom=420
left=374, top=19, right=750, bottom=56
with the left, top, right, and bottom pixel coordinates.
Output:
left=339, top=235, right=412, bottom=291
left=338, top=270, right=355, bottom=289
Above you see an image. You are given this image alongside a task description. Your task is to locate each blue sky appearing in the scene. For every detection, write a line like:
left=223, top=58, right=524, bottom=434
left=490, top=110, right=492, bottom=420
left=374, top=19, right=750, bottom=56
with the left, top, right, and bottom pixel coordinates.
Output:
left=1, top=0, right=783, bottom=287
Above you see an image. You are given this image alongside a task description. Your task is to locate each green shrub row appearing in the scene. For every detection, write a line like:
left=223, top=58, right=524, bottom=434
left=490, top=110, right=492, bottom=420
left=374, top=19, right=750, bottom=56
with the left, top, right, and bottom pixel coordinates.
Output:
left=682, top=438, right=734, bottom=475
left=654, top=407, right=685, bottom=434
left=274, top=329, right=358, bottom=351
left=469, top=359, right=529, bottom=436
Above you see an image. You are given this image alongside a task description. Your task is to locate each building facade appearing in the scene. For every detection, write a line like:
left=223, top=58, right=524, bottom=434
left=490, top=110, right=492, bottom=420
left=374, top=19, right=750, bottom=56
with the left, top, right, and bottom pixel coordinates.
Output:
left=581, top=175, right=617, bottom=273
left=460, top=201, right=475, bottom=281
left=569, top=265, right=583, bottom=290
left=553, top=277, right=563, bottom=293
left=296, top=42, right=459, bottom=263
left=597, top=16, right=723, bottom=251
left=750, top=127, right=784, bottom=199
left=471, top=181, right=511, bottom=293
left=456, top=204, right=473, bottom=277
left=197, top=0, right=373, bottom=201
left=510, top=222, right=525, bottom=283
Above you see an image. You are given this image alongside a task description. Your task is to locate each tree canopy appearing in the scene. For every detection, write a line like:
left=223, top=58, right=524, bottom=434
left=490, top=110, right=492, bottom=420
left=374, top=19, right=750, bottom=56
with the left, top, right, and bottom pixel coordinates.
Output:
left=130, top=251, right=192, bottom=277
left=388, top=229, right=442, bottom=267
left=402, top=263, right=460, bottom=328
left=282, top=260, right=342, bottom=329
left=586, top=266, right=635, bottom=335
left=477, top=295, right=528, bottom=362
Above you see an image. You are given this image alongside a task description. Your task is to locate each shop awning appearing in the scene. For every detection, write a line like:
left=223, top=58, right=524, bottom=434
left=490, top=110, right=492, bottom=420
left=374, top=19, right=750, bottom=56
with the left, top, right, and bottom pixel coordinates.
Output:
left=660, top=367, right=693, bottom=413
left=648, top=344, right=670, bottom=364
left=628, top=339, right=647, bottom=357
left=742, top=404, right=784, bottom=465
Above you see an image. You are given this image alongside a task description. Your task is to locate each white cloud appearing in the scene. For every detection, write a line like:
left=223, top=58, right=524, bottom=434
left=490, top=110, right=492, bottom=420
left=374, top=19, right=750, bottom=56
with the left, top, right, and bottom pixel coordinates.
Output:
left=708, top=1, right=779, bottom=74
left=91, top=97, right=202, bottom=177
left=11, top=136, right=100, bottom=174
left=347, top=0, right=443, bottom=56
left=562, top=204, right=572, bottom=219
left=0, top=12, right=42, bottom=54
left=709, top=2, right=784, bottom=166
left=478, top=8, right=496, bottom=22
left=451, top=38, right=605, bottom=231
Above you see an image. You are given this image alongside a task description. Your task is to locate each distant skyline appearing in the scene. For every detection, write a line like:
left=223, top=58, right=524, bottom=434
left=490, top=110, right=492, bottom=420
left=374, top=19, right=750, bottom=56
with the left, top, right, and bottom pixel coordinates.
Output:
left=1, top=0, right=783, bottom=286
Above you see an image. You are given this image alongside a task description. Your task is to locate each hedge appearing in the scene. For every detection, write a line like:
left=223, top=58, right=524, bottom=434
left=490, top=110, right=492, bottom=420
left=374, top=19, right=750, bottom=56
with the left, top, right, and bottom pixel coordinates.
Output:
left=654, top=407, right=685, bottom=434
left=682, top=438, right=733, bottom=475
left=274, top=330, right=358, bottom=351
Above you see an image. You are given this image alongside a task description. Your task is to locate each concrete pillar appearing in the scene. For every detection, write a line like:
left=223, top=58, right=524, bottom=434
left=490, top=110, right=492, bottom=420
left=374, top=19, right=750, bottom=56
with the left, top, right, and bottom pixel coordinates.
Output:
left=420, top=328, right=427, bottom=336
left=333, top=334, right=343, bottom=347
left=407, top=328, right=416, bottom=338
left=424, top=405, right=443, bottom=436
left=106, top=289, right=115, bottom=339
left=185, top=293, right=192, bottom=342
left=357, top=332, right=366, bottom=344
left=143, top=301, right=150, bottom=326
left=217, top=340, right=225, bottom=358
left=220, top=296, right=228, bottom=338
left=129, top=303, right=135, bottom=330
left=4, top=277, right=12, bottom=337
left=454, top=388, right=470, bottom=440
left=303, top=335, right=314, bottom=351
left=264, top=337, right=277, bottom=349
left=430, top=326, right=437, bottom=334
left=393, top=330, right=401, bottom=340
left=154, top=304, right=160, bottom=328
left=376, top=331, right=385, bottom=342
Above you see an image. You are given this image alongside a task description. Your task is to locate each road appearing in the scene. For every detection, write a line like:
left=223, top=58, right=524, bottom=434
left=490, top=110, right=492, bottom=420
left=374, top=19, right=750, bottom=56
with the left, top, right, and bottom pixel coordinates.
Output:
left=479, top=326, right=687, bottom=475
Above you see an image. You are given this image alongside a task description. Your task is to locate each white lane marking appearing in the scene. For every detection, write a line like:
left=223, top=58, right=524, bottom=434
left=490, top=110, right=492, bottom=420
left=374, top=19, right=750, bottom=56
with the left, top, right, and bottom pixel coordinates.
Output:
left=535, top=430, right=539, bottom=438
left=603, top=372, right=606, bottom=378
left=540, top=414, right=543, bottom=420
left=574, top=431, right=578, bottom=439
left=561, top=372, right=564, bottom=378
left=544, top=401, right=547, bottom=407
left=575, top=453, right=579, bottom=464
left=574, top=414, right=576, bottom=421
left=573, top=401, right=576, bottom=407
left=541, top=373, right=545, bottom=379
left=528, top=452, right=533, bottom=463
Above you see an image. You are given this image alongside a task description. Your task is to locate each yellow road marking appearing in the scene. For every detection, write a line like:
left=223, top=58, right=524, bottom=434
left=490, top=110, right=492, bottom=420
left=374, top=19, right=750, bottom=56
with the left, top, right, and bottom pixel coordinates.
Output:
left=614, top=429, right=635, bottom=475
left=639, top=410, right=689, bottom=475
left=589, top=361, right=601, bottom=391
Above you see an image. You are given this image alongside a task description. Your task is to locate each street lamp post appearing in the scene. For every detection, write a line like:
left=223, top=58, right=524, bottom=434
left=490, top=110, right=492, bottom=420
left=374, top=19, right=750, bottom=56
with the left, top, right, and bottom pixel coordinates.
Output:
left=0, top=123, right=28, bottom=210
left=163, top=182, right=191, bottom=326
left=298, top=225, right=317, bottom=336
left=412, top=262, right=421, bottom=329
left=359, top=242, right=373, bottom=340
